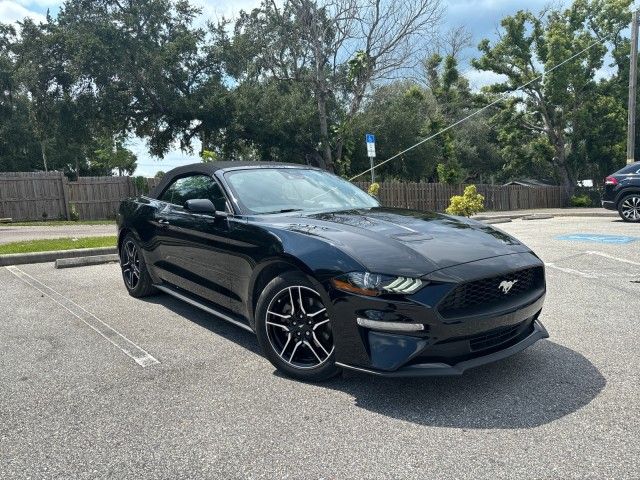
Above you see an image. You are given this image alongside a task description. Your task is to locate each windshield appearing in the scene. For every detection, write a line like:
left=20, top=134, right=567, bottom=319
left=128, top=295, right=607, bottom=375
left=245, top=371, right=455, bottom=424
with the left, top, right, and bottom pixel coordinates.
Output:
left=224, top=168, right=379, bottom=214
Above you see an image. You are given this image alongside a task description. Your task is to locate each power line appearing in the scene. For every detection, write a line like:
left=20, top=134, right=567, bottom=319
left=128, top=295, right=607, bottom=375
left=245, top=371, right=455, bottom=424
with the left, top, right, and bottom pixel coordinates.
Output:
left=348, top=35, right=612, bottom=182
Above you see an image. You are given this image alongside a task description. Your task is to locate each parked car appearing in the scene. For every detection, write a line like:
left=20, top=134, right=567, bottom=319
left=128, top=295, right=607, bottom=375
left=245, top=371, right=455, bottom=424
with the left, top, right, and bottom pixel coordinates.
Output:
left=602, top=162, right=640, bottom=222
left=117, top=162, right=548, bottom=381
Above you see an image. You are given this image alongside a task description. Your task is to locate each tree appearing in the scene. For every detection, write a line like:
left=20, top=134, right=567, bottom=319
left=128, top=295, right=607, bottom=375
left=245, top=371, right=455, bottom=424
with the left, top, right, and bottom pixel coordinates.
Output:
left=56, top=0, right=231, bottom=158
left=473, top=0, right=632, bottom=191
left=227, top=0, right=443, bottom=171
left=92, top=136, right=138, bottom=176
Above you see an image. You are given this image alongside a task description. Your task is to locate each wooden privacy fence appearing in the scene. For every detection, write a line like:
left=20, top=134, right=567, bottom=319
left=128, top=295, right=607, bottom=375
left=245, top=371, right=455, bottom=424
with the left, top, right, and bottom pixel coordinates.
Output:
left=0, top=172, right=159, bottom=221
left=354, top=182, right=569, bottom=212
left=0, top=173, right=569, bottom=221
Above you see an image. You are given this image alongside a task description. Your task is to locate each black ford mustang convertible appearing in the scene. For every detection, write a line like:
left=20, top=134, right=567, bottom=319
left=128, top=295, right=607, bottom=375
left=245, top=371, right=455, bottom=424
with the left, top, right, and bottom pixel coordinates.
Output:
left=117, top=162, right=548, bottom=381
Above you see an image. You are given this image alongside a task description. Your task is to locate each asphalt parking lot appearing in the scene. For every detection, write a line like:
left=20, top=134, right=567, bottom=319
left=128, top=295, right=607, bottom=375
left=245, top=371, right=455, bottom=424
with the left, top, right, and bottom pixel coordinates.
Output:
left=1, top=216, right=639, bottom=479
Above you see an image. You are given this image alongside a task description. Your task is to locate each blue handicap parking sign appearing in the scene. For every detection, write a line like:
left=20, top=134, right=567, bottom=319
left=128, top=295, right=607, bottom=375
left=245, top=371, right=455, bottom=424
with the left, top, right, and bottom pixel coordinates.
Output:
left=556, top=233, right=639, bottom=244
left=365, top=133, right=375, bottom=144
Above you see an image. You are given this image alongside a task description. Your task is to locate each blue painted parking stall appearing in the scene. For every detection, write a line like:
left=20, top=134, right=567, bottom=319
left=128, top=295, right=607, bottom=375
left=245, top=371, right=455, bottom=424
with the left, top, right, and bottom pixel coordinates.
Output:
left=556, top=233, right=640, bottom=244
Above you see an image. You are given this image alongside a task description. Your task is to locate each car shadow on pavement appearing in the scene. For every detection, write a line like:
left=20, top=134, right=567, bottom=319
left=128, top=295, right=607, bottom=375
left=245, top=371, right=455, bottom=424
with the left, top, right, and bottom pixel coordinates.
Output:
left=324, top=340, right=606, bottom=429
left=140, top=296, right=605, bottom=430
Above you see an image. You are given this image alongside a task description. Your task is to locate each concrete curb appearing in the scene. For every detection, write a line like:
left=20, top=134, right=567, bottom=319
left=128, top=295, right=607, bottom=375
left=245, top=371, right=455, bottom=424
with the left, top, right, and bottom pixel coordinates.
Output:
left=482, top=218, right=513, bottom=225
left=0, top=247, right=117, bottom=267
left=474, top=211, right=617, bottom=221
left=55, top=254, right=119, bottom=269
left=522, top=214, right=555, bottom=221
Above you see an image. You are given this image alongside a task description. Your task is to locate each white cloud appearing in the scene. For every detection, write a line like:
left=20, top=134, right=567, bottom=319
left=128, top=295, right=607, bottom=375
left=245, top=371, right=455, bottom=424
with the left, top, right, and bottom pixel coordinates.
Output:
left=128, top=138, right=202, bottom=177
left=0, top=1, right=46, bottom=23
left=465, top=68, right=507, bottom=90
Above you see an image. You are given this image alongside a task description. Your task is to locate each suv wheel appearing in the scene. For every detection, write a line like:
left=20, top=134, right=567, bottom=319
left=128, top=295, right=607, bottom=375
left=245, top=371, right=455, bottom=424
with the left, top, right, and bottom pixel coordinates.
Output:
left=618, top=194, right=640, bottom=222
left=255, top=271, right=340, bottom=382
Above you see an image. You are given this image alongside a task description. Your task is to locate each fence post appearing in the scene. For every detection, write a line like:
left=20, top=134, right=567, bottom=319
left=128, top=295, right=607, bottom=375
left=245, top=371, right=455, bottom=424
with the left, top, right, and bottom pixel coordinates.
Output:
left=61, top=174, right=71, bottom=220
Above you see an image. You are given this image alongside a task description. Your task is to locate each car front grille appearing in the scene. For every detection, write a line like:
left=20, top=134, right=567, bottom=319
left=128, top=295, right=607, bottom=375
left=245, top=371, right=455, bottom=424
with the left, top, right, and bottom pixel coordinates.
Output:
left=438, top=266, right=545, bottom=318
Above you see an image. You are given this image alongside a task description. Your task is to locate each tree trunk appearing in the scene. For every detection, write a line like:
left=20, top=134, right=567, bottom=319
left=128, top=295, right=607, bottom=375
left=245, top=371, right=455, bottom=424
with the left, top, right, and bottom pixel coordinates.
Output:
left=40, top=140, right=48, bottom=172
left=316, top=92, right=334, bottom=172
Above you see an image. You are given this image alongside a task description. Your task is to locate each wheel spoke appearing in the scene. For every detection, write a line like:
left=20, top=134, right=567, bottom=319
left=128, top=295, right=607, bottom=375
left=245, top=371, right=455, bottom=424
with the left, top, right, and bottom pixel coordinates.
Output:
left=289, top=341, right=302, bottom=362
left=304, top=341, right=323, bottom=362
left=266, top=321, right=290, bottom=331
left=312, top=332, right=330, bottom=357
left=288, top=287, right=296, bottom=315
left=267, top=310, right=291, bottom=320
left=279, top=334, right=292, bottom=358
left=307, top=308, right=326, bottom=318
left=313, top=318, right=330, bottom=330
left=297, top=287, right=306, bottom=314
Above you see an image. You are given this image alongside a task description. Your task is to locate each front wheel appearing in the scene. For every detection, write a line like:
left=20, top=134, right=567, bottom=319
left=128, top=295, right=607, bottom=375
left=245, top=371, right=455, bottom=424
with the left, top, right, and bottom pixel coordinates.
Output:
left=119, top=234, right=157, bottom=298
left=618, top=194, right=640, bottom=222
left=255, top=271, right=340, bottom=382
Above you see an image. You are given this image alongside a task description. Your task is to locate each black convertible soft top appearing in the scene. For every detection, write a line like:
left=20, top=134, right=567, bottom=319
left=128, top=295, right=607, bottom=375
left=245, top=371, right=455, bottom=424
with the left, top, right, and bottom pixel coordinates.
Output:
left=149, top=161, right=311, bottom=199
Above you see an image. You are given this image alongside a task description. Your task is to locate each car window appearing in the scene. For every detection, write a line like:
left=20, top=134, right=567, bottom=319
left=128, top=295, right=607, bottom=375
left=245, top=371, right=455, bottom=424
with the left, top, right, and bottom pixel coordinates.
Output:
left=615, top=163, right=640, bottom=175
left=159, top=175, right=228, bottom=211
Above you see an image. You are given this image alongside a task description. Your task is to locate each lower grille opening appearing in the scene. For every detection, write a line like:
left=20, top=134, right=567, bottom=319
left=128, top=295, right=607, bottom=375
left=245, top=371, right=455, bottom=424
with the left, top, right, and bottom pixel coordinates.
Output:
left=469, top=322, right=529, bottom=352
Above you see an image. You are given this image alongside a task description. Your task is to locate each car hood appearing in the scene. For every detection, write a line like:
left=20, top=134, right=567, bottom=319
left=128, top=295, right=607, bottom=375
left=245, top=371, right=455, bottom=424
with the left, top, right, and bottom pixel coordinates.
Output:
left=262, top=208, right=532, bottom=277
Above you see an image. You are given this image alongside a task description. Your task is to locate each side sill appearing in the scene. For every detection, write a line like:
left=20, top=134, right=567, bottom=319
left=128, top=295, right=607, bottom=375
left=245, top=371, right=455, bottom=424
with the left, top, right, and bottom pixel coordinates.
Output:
left=155, top=284, right=254, bottom=334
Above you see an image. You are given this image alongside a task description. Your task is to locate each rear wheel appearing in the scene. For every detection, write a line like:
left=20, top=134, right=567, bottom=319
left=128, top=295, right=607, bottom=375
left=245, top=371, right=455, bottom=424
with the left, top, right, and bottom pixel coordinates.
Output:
left=119, top=234, right=157, bottom=298
left=255, top=271, right=339, bottom=382
left=618, top=194, right=640, bottom=222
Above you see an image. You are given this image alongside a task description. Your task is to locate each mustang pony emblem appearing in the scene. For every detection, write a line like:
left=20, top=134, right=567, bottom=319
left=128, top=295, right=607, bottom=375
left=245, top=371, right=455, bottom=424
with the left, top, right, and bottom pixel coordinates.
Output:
left=499, top=280, right=518, bottom=294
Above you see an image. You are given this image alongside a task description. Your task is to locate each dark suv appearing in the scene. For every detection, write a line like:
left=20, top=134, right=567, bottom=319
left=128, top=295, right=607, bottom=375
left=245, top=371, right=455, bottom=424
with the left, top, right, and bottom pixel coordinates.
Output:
left=602, top=162, right=640, bottom=222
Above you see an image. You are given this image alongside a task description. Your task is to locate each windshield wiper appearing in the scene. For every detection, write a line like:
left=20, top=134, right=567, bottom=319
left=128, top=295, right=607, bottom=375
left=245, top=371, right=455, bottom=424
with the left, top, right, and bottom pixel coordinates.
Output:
left=263, top=208, right=304, bottom=214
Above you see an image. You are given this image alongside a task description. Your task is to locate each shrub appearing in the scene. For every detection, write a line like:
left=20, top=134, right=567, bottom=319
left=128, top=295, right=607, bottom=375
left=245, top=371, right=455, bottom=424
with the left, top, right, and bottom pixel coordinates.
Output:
left=570, top=194, right=592, bottom=208
left=446, top=185, right=485, bottom=217
left=368, top=182, right=380, bottom=197
left=69, top=203, right=80, bottom=221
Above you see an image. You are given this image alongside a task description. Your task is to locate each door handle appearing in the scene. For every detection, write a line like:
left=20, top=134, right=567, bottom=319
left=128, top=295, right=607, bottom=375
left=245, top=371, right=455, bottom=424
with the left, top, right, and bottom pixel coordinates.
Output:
left=157, top=219, right=170, bottom=227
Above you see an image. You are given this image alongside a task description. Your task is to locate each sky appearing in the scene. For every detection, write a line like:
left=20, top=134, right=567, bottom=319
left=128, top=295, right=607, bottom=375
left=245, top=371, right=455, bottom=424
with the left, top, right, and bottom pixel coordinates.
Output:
left=0, top=0, right=590, bottom=175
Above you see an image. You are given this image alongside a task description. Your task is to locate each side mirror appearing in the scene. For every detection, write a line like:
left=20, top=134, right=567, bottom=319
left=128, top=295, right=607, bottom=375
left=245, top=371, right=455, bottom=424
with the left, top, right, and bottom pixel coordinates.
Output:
left=184, top=199, right=217, bottom=216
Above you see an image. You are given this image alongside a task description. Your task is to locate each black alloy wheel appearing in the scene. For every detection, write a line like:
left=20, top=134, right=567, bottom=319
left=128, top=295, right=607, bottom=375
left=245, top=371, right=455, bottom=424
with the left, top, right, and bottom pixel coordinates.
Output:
left=119, top=234, right=156, bottom=298
left=255, top=272, right=339, bottom=381
left=619, top=194, right=640, bottom=222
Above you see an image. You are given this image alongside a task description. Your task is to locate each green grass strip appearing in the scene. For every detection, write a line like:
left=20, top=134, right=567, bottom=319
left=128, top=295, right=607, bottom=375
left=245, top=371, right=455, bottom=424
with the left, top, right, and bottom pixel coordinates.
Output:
left=0, top=220, right=115, bottom=227
left=0, top=236, right=117, bottom=255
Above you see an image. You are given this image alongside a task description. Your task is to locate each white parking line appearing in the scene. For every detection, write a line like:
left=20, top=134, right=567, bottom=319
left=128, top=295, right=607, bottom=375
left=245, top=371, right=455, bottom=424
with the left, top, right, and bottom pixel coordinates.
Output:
left=586, top=251, right=640, bottom=267
left=6, top=266, right=160, bottom=368
left=545, top=263, right=598, bottom=279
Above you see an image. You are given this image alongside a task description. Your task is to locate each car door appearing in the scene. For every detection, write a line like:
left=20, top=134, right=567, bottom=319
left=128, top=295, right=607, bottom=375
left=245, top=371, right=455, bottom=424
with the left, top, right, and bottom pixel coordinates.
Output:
left=153, top=174, right=242, bottom=311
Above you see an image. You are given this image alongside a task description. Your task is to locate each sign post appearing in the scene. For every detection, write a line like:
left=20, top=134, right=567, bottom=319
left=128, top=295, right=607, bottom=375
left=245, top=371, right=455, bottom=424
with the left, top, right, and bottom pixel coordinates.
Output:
left=365, top=133, right=376, bottom=183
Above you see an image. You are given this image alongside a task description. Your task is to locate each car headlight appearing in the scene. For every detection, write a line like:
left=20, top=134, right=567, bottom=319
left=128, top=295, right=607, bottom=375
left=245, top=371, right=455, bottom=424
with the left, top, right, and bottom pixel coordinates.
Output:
left=331, top=272, right=425, bottom=297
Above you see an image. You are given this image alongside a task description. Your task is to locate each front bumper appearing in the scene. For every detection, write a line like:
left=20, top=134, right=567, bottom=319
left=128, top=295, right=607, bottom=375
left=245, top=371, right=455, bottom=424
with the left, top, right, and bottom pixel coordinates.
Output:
left=327, top=252, right=548, bottom=377
left=336, top=319, right=548, bottom=377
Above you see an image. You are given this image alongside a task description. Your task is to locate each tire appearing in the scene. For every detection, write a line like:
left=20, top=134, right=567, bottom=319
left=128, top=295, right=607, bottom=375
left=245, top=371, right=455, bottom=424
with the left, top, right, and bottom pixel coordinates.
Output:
left=618, top=193, right=640, bottom=222
left=255, top=271, right=340, bottom=382
left=119, top=233, right=157, bottom=298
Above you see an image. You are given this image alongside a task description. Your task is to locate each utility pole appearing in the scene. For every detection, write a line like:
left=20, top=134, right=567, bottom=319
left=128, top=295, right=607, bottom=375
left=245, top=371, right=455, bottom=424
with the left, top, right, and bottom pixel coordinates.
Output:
left=627, top=9, right=639, bottom=165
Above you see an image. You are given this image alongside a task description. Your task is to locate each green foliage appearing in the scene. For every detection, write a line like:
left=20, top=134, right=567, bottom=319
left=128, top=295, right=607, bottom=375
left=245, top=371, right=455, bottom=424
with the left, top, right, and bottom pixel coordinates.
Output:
left=446, top=185, right=485, bottom=217
left=200, top=150, right=218, bottom=162
left=570, top=194, right=593, bottom=207
left=368, top=183, right=380, bottom=197
left=155, top=171, right=166, bottom=179
left=473, top=0, right=633, bottom=189
left=69, top=204, right=80, bottom=222
left=437, top=160, right=466, bottom=185
left=133, top=176, right=150, bottom=195
left=92, top=137, right=137, bottom=175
